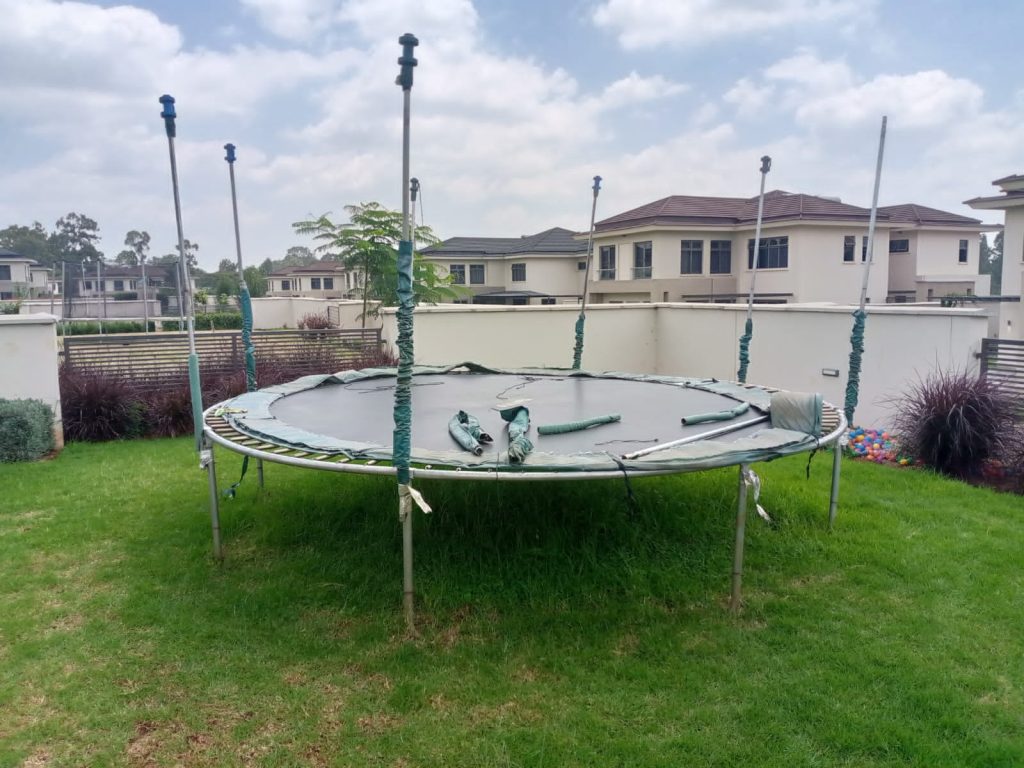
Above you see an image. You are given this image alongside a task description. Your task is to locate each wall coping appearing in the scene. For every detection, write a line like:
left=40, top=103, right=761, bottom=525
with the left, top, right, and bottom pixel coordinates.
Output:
left=0, top=313, right=57, bottom=326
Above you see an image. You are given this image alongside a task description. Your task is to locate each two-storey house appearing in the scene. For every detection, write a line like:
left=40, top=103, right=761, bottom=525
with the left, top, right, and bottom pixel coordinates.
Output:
left=967, top=174, right=1024, bottom=339
left=267, top=261, right=360, bottom=299
left=0, top=250, right=52, bottom=299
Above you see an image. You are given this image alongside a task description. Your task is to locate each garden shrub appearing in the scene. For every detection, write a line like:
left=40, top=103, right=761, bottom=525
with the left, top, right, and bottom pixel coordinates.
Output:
left=0, top=398, right=55, bottom=462
left=59, top=367, right=145, bottom=441
left=893, top=368, right=1018, bottom=479
left=112, top=291, right=138, bottom=301
left=58, top=320, right=155, bottom=335
left=198, top=312, right=243, bottom=331
left=298, top=312, right=334, bottom=330
left=0, top=301, right=22, bottom=315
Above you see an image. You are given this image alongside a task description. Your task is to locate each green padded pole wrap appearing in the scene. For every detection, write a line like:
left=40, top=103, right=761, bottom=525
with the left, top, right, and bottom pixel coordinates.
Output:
left=681, top=401, right=750, bottom=426
left=737, top=317, right=753, bottom=383
left=572, top=175, right=601, bottom=370
left=537, top=413, right=620, bottom=435
left=392, top=239, right=415, bottom=485
left=572, top=314, right=586, bottom=371
left=844, top=309, right=866, bottom=425
left=239, top=287, right=257, bottom=392
left=188, top=353, right=203, bottom=450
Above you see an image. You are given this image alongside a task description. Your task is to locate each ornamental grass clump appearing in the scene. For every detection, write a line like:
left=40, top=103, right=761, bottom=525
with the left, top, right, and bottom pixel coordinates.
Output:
left=59, top=367, right=145, bottom=442
left=892, top=368, right=1018, bottom=479
left=0, top=398, right=55, bottom=462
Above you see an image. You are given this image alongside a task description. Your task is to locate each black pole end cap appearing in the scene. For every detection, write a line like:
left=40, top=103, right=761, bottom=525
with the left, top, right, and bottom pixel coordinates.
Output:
left=397, top=33, right=419, bottom=90
left=224, top=143, right=236, bottom=163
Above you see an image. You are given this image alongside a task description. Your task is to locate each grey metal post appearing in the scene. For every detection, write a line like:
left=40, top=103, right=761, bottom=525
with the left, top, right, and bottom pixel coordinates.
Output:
left=174, top=257, right=185, bottom=332
left=204, top=445, right=223, bottom=560
left=96, top=261, right=103, bottom=335
left=141, top=257, right=149, bottom=332
left=257, top=459, right=265, bottom=488
left=731, top=463, right=751, bottom=613
left=828, top=443, right=842, bottom=529
left=744, top=157, right=771, bottom=320
left=857, top=117, right=888, bottom=309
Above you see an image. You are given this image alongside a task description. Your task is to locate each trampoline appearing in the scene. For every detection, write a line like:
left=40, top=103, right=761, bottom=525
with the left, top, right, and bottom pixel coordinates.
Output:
left=201, top=362, right=847, bottom=611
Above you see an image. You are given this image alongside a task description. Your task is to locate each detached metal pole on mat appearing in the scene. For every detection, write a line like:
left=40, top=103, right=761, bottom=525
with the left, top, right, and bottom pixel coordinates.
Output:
left=160, top=93, right=222, bottom=560
left=224, top=142, right=263, bottom=487
left=737, top=155, right=771, bottom=384
left=572, top=175, right=602, bottom=370
left=843, top=116, right=887, bottom=426
left=393, top=33, right=423, bottom=631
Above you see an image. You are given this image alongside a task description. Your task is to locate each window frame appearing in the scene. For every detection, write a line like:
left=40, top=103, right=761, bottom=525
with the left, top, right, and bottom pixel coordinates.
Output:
left=469, top=264, right=486, bottom=285
left=598, top=245, right=616, bottom=280
left=843, top=235, right=856, bottom=263
left=680, top=239, right=703, bottom=275
left=0, top=265, right=10, bottom=281
left=310, top=277, right=322, bottom=290
left=747, top=236, right=789, bottom=270
left=113, top=279, right=124, bottom=292
left=449, top=264, right=466, bottom=285
left=889, top=238, right=910, bottom=253
left=323, top=277, right=334, bottom=290
left=281, top=279, right=291, bottom=291
left=709, top=240, right=732, bottom=274
left=511, top=263, right=527, bottom=282
left=633, top=241, right=653, bottom=279
left=958, top=239, right=969, bottom=264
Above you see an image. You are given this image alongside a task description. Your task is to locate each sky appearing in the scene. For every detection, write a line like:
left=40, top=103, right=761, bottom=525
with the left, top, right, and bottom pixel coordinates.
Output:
left=1, top=0, right=1020, bottom=271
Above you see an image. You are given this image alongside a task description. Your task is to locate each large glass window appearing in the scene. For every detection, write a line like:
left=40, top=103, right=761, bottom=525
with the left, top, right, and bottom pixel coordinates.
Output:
left=747, top=236, right=789, bottom=269
left=889, top=239, right=910, bottom=253
left=0, top=266, right=10, bottom=280
left=680, top=240, right=703, bottom=274
left=710, top=241, right=731, bottom=274
left=470, top=264, right=485, bottom=285
left=323, top=277, right=334, bottom=290
left=113, top=280, right=124, bottom=291
left=958, top=239, right=968, bottom=263
left=511, top=263, right=526, bottom=282
left=281, top=279, right=291, bottom=291
left=633, top=242, right=652, bottom=279
left=311, top=277, right=322, bottom=289
left=843, top=235, right=856, bottom=262
left=598, top=245, right=616, bottom=280
left=449, top=264, right=466, bottom=284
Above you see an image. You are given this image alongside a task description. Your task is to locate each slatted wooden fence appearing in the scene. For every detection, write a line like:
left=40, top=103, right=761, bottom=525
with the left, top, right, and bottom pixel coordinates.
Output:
left=979, top=338, right=1024, bottom=412
left=61, top=328, right=384, bottom=390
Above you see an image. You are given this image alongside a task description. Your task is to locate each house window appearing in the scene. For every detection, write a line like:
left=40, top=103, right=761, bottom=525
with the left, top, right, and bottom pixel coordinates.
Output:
left=311, top=277, right=322, bottom=289
left=84, top=280, right=92, bottom=290
left=470, top=264, right=485, bottom=285
left=0, top=292, right=10, bottom=300
left=449, top=264, right=466, bottom=284
left=323, top=277, right=334, bottom=290
left=843, top=235, right=856, bottom=262
left=281, top=279, right=291, bottom=291
left=577, top=261, right=587, bottom=271
left=747, top=236, right=789, bottom=269
left=599, top=245, right=616, bottom=280
left=634, top=242, right=652, bottom=279
left=889, top=239, right=910, bottom=253
left=710, top=241, right=731, bottom=274
left=0, top=266, right=10, bottom=280
left=680, top=240, right=703, bottom=275
left=113, top=280, right=124, bottom=291
left=958, top=239, right=968, bottom=263
left=511, top=263, right=526, bottom=282
left=862, top=236, right=869, bottom=262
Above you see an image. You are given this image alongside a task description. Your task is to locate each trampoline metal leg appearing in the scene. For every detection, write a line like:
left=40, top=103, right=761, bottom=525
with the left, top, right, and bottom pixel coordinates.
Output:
left=731, top=463, right=750, bottom=614
left=400, top=489, right=414, bottom=631
left=257, top=458, right=265, bottom=489
left=203, top=443, right=223, bottom=562
left=828, top=443, right=842, bottom=530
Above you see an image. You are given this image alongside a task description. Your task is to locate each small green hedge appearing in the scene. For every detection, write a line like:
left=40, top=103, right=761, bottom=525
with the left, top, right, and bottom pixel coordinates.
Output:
left=0, top=398, right=55, bottom=462
left=58, top=321, right=157, bottom=335
left=195, top=312, right=243, bottom=330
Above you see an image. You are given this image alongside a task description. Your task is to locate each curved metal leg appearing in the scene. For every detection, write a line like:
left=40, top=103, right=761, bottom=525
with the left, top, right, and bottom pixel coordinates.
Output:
left=400, top=489, right=414, bottom=631
left=828, top=443, right=842, bottom=530
left=202, top=443, right=223, bottom=561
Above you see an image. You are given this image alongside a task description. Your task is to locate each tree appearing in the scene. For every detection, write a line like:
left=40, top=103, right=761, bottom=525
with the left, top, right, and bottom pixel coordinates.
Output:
left=0, top=222, right=57, bottom=266
left=217, top=258, right=237, bottom=274
left=52, top=213, right=102, bottom=264
left=115, top=230, right=151, bottom=266
left=282, top=246, right=316, bottom=267
left=258, top=257, right=274, bottom=276
left=243, top=266, right=267, bottom=298
left=293, top=202, right=457, bottom=326
left=159, top=239, right=199, bottom=270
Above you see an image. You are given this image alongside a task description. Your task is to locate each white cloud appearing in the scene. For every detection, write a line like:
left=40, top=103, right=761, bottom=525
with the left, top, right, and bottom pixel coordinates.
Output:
left=723, top=78, right=775, bottom=116
left=239, top=0, right=339, bottom=42
left=593, top=72, right=688, bottom=111
left=592, top=0, right=872, bottom=50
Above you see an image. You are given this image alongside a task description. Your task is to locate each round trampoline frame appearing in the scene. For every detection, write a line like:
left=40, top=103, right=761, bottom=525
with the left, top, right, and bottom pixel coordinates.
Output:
left=199, top=366, right=847, bottom=613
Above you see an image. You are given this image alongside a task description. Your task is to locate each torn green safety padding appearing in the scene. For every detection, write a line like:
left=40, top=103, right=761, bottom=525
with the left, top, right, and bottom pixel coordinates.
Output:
left=737, top=316, right=753, bottom=383
left=681, top=402, right=749, bottom=426
left=500, top=405, right=533, bottom=463
left=538, top=413, right=620, bottom=435
left=844, top=308, right=866, bottom=425
left=448, top=410, right=492, bottom=455
left=771, top=391, right=822, bottom=435
left=391, top=239, right=415, bottom=485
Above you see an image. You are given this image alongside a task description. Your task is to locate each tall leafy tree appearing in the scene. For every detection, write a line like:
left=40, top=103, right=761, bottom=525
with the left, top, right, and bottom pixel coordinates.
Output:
left=52, top=213, right=102, bottom=264
left=243, top=266, right=267, bottom=298
left=293, top=202, right=456, bottom=326
left=217, top=258, right=237, bottom=274
left=115, top=230, right=151, bottom=266
left=282, top=246, right=316, bottom=267
left=258, top=257, right=275, bottom=276
left=0, top=222, right=57, bottom=266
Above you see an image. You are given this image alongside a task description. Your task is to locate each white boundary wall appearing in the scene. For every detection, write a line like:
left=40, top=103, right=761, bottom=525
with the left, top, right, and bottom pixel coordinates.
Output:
left=0, top=314, right=63, bottom=449
left=378, top=303, right=987, bottom=428
left=251, top=298, right=367, bottom=330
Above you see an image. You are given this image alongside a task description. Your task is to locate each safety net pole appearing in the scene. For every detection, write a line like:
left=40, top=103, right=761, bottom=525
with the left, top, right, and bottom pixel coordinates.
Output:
left=393, top=33, right=422, bottom=631
left=737, top=155, right=771, bottom=384
left=844, top=116, right=887, bottom=426
left=224, top=142, right=262, bottom=493
left=160, top=94, right=221, bottom=559
left=572, top=176, right=602, bottom=370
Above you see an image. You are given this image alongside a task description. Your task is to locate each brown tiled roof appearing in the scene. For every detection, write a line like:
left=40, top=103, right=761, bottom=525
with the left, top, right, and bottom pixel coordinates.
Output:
left=594, top=190, right=881, bottom=232
left=992, top=173, right=1024, bottom=185
left=270, top=260, right=348, bottom=276
left=877, top=204, right=982, bottom=227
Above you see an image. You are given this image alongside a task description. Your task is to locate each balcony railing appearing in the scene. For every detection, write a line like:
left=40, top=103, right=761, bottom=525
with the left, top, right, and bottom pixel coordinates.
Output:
left=632, top=266, right=652, bottom=279
left=598, top=269, right=616, bottom=280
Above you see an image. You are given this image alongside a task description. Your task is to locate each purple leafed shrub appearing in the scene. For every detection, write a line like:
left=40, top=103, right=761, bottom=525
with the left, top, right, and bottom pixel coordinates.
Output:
left=59, top=367, right=145, bottom=442
left=892, top=368, right=1019, bottom=479
left=297, top=313, right=334, bottom=330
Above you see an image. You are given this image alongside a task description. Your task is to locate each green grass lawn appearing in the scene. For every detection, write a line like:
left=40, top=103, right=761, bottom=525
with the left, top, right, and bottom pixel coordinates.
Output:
left=0, top=439, right=1021, bottom=767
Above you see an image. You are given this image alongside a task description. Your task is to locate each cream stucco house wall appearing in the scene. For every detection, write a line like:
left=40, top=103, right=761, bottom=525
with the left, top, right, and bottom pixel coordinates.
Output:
left=967, top=174, right=1024, bottom=339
